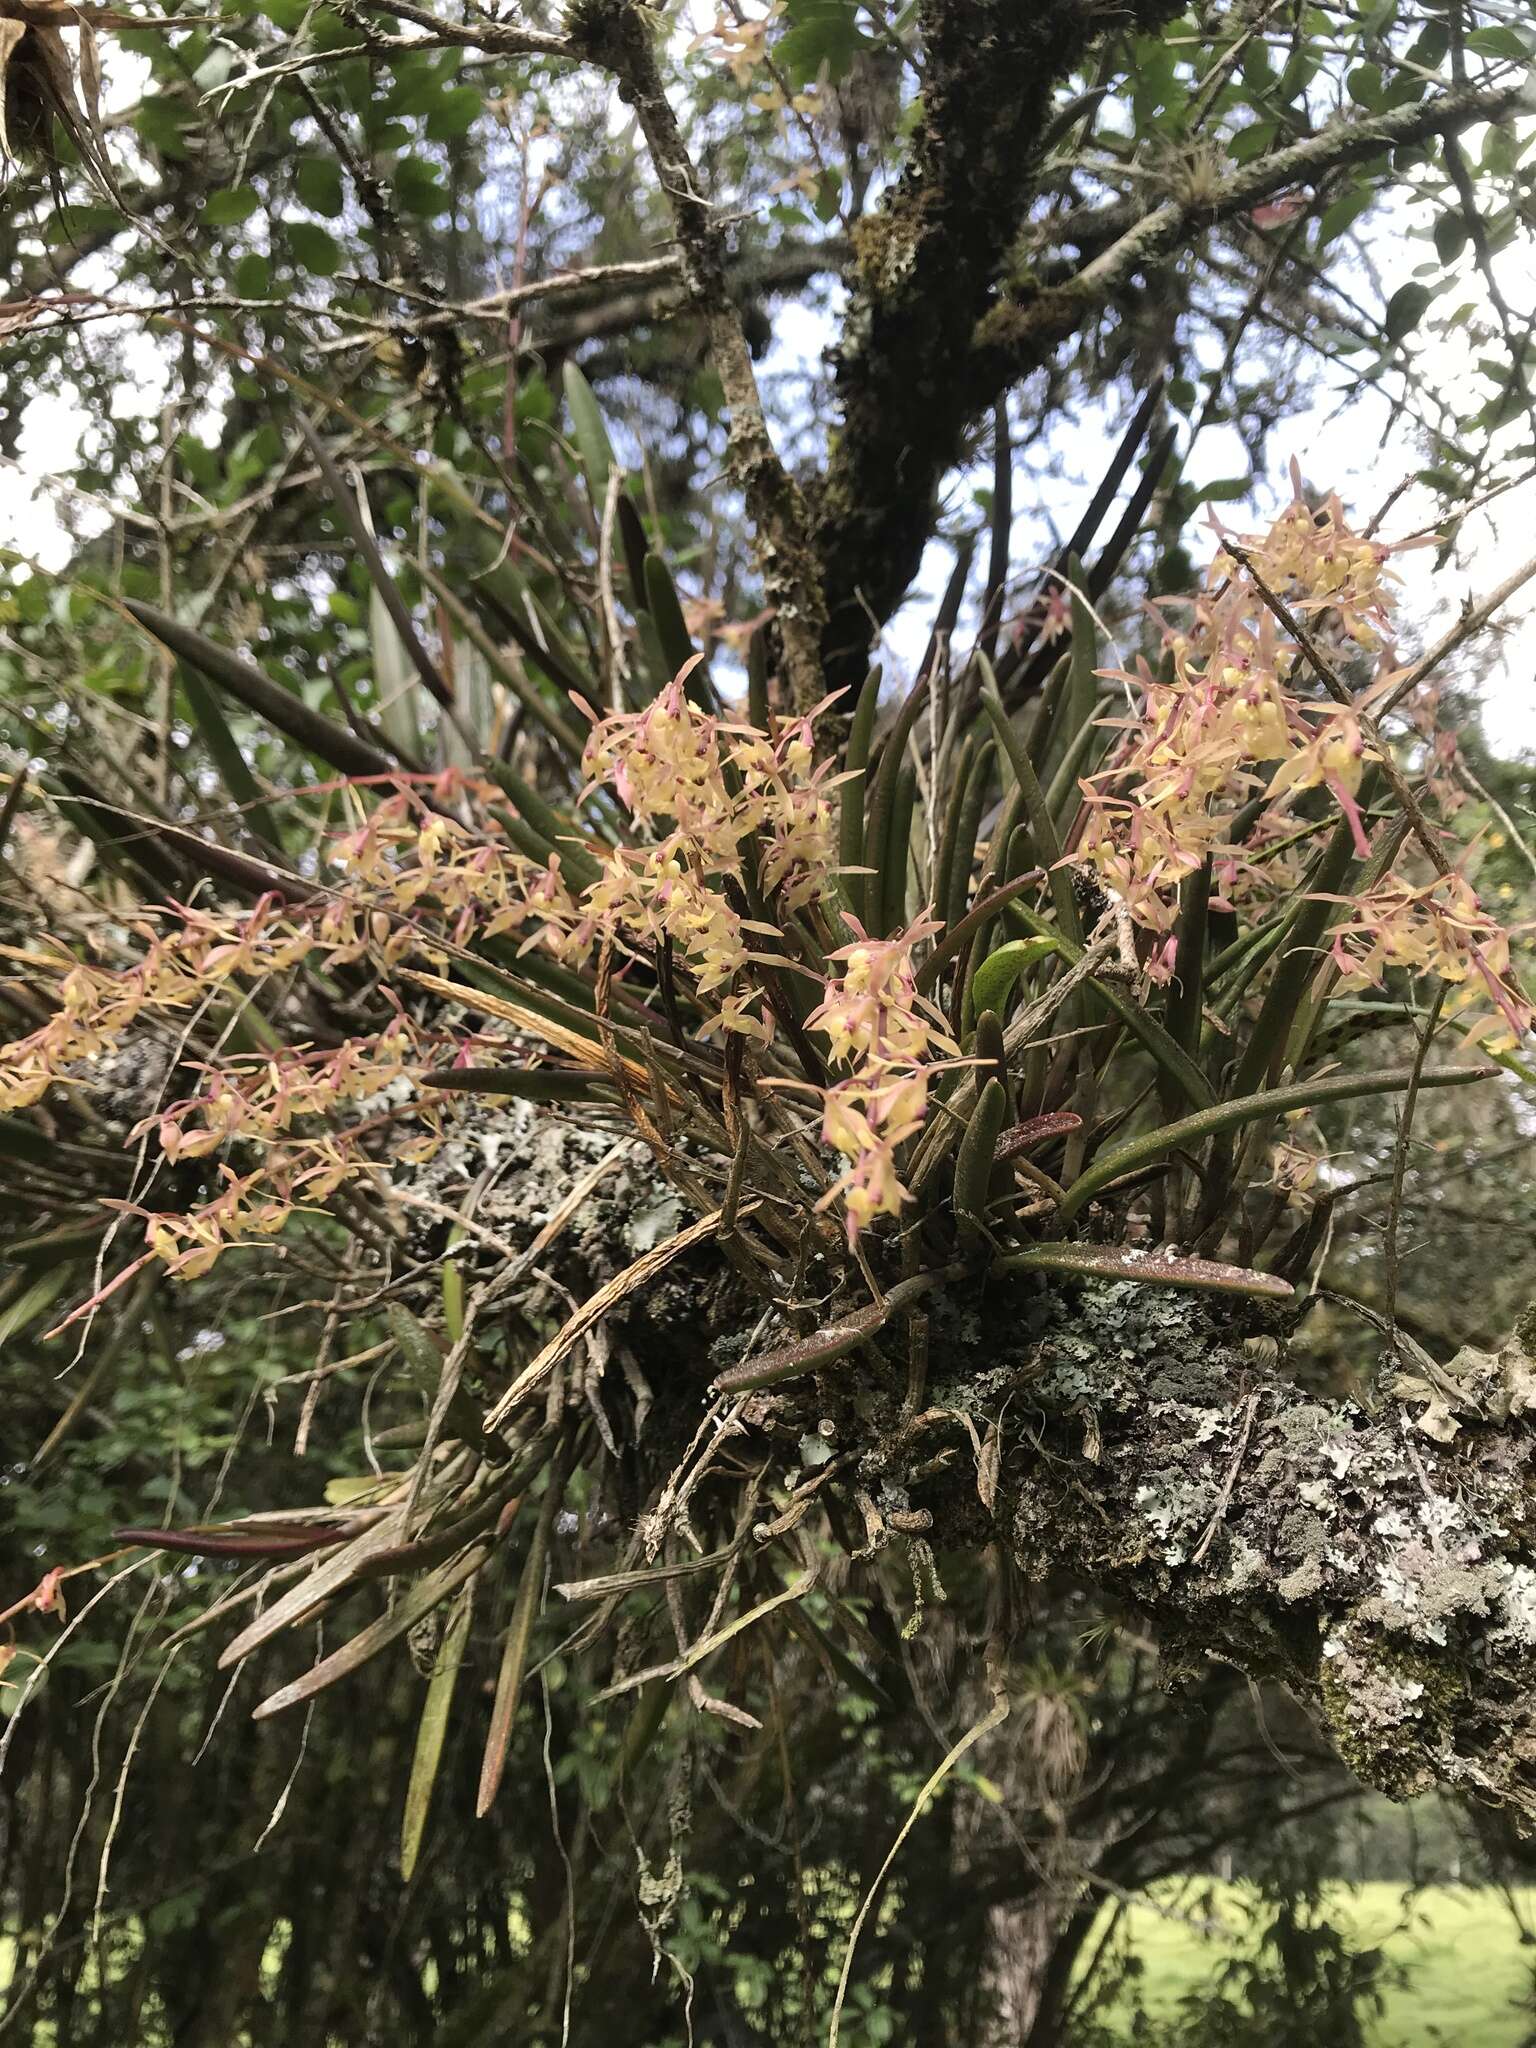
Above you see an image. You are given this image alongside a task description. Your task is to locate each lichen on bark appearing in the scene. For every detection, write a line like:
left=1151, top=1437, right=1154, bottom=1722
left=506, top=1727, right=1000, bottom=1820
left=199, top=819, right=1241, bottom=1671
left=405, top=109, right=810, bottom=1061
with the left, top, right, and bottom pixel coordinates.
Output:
left=916, top=1277, right=1536, bottom=1817
left=404, top=1102, right=1536, bottom=1820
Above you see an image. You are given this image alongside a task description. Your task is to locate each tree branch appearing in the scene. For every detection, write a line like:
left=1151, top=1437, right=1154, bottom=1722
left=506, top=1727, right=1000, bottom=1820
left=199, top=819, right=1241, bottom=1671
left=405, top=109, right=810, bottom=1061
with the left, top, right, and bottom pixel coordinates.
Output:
left=567, top=0, right=827, bottom=713
left=812, top=0, right=1187, bottom=691
left=972, top=78, right=1529, bottom=390
left=1056, top=76, right=1529, bottom=289
left=899, top=1280, right=1536, bottom=1819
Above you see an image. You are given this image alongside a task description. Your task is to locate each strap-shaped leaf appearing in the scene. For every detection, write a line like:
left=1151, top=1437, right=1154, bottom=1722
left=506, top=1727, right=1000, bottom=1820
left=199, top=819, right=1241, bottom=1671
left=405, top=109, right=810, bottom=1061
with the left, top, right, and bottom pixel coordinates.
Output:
left=477, top=1435, right=575, bottom=1817
left=1059, top=1062, right=1497, bottom=1222
left=296, top=416, right=455, bottom=716
left=124, top=599, right=395, bottom=780
left=862, top=669, right=927, bottom=935
left=252, top=1541, right=490, bottom=1720
left=979, top=670, right=1080, bottom=944
left=176, top=663, right=284, bottom=851
left=401, top=1576, right=476, bottom=1881
left=955, top=1076, right=1009, bottom=1232
left=993, top=1242, right=1293, bottom=1298
left=837, top=664, right=882, bottom=909
left=483, top=759, right=603, bottom=889
left=642, top=553, right=717, bottom=712
left=563, top=361, right=615, bottom=498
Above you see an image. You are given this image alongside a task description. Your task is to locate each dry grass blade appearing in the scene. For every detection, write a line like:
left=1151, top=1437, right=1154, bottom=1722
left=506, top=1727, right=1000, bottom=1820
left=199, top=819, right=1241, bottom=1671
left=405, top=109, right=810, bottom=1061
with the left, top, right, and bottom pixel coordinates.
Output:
left=828, top=1683, right=1010, bottom=2046
left=483, top=1201, right=760, bottom=1428
left=590, top=1566, right=818, bottom=1705
left=553, top=1541, right=744, bottom=1604
left=405, top=970, right=656, bottom=1092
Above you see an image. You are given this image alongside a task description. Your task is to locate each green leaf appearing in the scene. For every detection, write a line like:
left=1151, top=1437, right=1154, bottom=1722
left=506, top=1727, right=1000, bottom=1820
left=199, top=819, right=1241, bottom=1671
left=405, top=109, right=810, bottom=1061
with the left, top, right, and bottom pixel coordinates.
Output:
left=0, top=1269, right=67, bottom=1347
left=287, top=221, right=342, bottom=276
left=253, top=1544, right=488, bottom=1720
left=178, top=662, right=284, bottom=851
left=295, top=156, right=345, bottom=217
left=971, top=937, right=1059, bottom=1018
left=1348, top=63, right=1383, bottom=108
left=370, top=582, right=421, bottom=761
left=1315, top=186, right=1374, bottom=248
left=478, top=1453, right=570, bottom=1815
left=862, top=671, right=929, bottom=936
left=837, top=665, right=882, bottom=911
left=1433, top=212, right=1469, bottom=266
left=483, top=758, right=603, bottom=889
left=562, top=361, right=615, bottom=499
left=233, top=251, right=271, bottom=296
left=1227, top=121, right=1274, bottom=165
left=425, top=85, right=480, bottom=141
left=978, top=675, right=1079, bottom=944
left=1195, top=477, right=1251, bottom=505
left=394, top=157, right=447, bottom=218
left=1005, top=901, right=1216, bottom=1111
left=778, top=0, right=868, bottom=84
left=401, top=1577, right=475, bottom=1881
left=387, top=1301, right=444, bottom=1394
left=642, top=554, right=711, bottom=708
left=1058, top=1063, right=1497, bottom=1222
left=1384, top=281, right=1433, bottom=344
left=123, top=598, right=396, bottom=780
left=1063, top=555, right=1097, bottom=761
left=954, top=1077, right=1008, bottom=1233
left=1465, top=24, right=1534, bottom=58
left=324, top=1476, right=387, bottom=1506
left=205, top=186, right=261, bottom=227
left=0, top=1649, right=47, bottom=1718
left=134, top=97, right=191, bottom=157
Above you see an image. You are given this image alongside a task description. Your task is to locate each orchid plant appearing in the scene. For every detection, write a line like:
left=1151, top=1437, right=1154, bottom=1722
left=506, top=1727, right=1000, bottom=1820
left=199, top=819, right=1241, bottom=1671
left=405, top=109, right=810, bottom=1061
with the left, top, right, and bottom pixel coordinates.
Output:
left=0, top=464, right=1528, bottom=1320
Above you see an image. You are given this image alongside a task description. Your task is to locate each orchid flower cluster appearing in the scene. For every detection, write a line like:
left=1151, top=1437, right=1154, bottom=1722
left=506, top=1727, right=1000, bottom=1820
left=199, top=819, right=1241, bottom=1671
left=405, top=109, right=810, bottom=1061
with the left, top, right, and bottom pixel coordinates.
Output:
left=806, top=917, right=958, bottom=1238
left=516, top=675, right=955, bottom=1236
left=1325, top=871, right=1532, bottom=1055
left=511, top=671, right=841, bottom=1046
left=1078, top=471, right=1529, bottom=1048
left=0, top=671, right=936, bottom=1278
left=1081, top=479, right=1402, bottom=954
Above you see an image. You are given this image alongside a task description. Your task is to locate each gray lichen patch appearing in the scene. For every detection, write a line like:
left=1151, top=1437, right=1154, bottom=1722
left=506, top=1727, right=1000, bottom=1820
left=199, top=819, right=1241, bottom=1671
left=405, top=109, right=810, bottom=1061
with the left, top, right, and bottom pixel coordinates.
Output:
left=908, top=1272, right=1536, bottom=1818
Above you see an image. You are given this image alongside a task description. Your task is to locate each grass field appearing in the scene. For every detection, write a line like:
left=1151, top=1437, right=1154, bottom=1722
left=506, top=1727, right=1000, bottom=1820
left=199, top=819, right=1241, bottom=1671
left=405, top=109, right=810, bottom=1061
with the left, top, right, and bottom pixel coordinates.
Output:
left=1104, top=1883, right=1536, bottom=2045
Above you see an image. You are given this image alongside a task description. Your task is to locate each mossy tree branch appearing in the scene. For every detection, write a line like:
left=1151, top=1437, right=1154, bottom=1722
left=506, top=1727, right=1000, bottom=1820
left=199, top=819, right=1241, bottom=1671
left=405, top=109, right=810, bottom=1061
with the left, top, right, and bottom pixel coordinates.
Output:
left=812, top=0, right=1187, bottom=692
left=568, top=0, right=828, bottom=713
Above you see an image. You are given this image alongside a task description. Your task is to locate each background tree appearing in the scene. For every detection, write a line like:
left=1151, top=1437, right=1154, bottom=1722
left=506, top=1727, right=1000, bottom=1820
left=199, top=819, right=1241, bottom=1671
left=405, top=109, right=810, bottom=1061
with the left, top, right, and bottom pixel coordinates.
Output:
left=2, top=1, right=1536, bottom=2041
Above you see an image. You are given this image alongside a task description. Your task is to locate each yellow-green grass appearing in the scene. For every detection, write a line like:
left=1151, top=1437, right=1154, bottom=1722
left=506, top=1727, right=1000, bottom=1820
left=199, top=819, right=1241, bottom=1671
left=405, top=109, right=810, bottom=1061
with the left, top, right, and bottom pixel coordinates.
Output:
left=1100, top=1882, right=1536, bottom=2045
